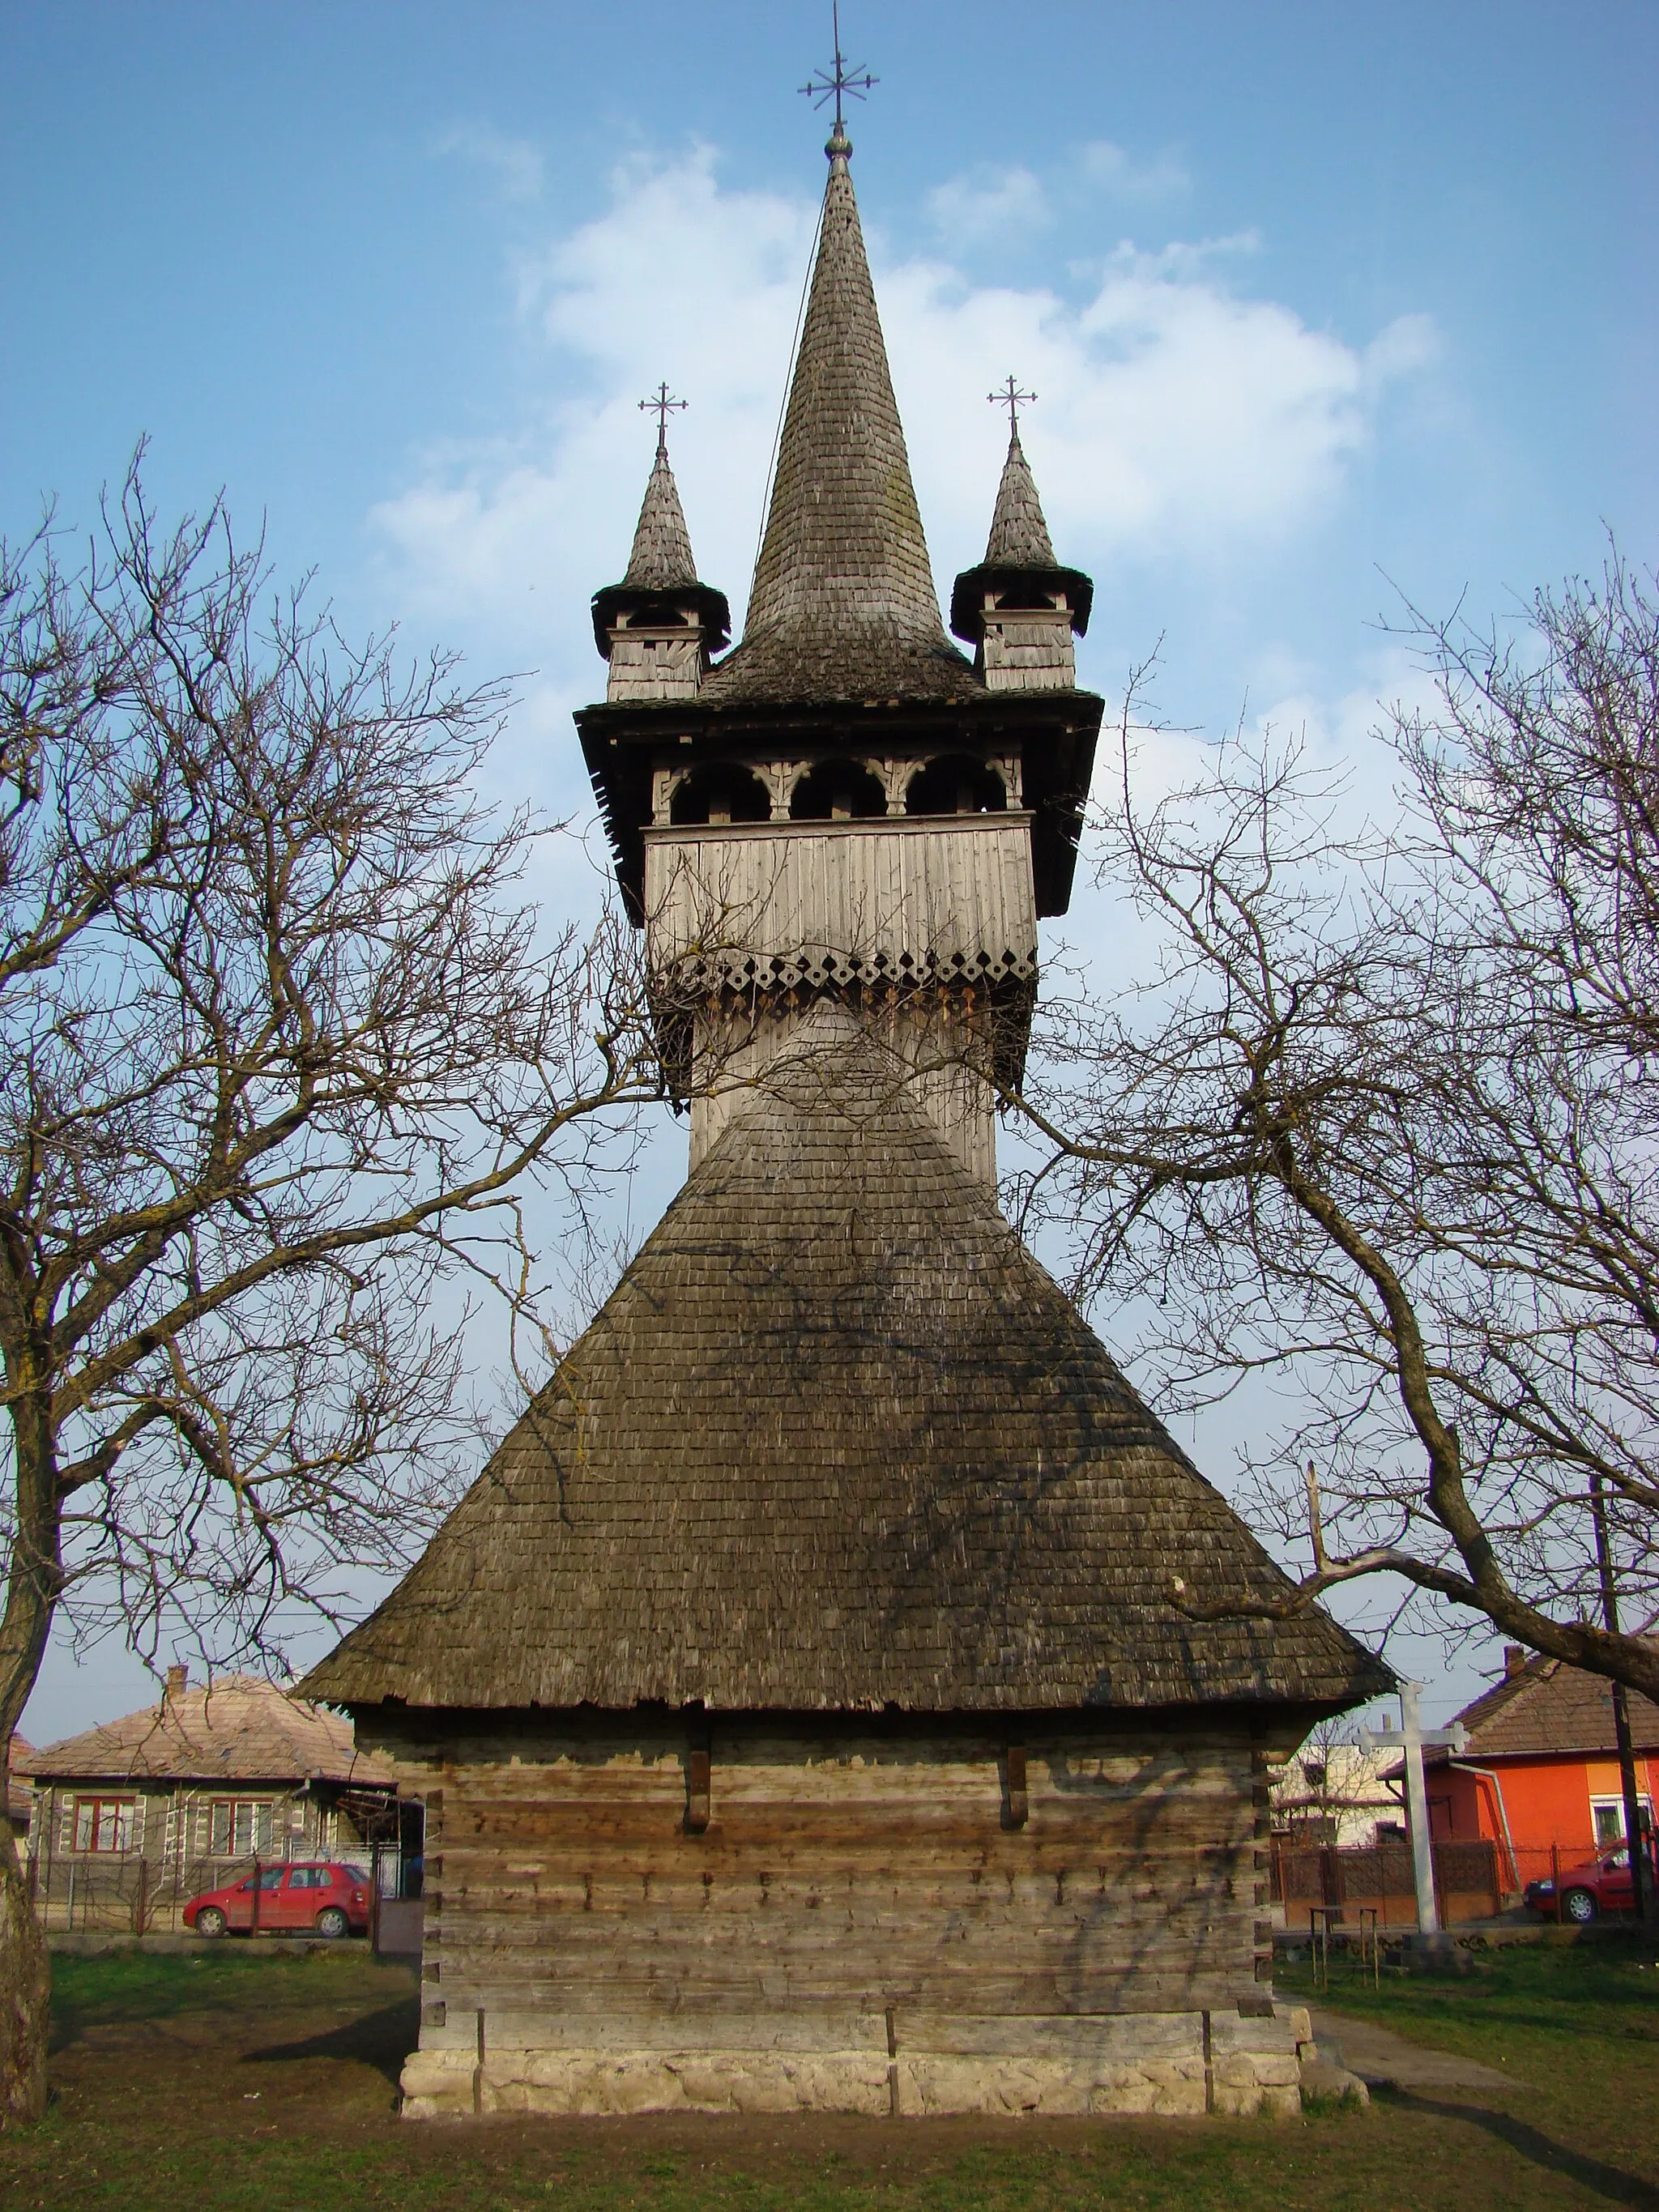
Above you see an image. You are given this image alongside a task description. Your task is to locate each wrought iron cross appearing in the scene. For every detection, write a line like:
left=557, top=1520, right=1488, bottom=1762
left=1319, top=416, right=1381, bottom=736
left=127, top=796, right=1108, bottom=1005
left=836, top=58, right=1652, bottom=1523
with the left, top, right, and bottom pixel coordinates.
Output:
left=990, top=376, right=1036, bottom=432
left=638, top=382, right=688, bottom=452
left=799, top=2, right=877, bottom=134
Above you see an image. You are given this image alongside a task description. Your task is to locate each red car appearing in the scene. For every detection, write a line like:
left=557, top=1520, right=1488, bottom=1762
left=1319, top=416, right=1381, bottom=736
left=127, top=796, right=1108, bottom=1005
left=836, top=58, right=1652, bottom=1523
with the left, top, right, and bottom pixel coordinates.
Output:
left=183, top=1860, right=372, bottom=1939
left=1525, top=1840, right=1657, bottom=1923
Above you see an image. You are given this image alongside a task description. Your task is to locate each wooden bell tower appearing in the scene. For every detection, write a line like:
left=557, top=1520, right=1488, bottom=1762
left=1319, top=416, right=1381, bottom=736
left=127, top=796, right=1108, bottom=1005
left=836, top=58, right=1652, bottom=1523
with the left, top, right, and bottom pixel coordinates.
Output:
left=578, top=143, right=1102, bottom=1184
left=309, top=32, right=1391, bottom=2125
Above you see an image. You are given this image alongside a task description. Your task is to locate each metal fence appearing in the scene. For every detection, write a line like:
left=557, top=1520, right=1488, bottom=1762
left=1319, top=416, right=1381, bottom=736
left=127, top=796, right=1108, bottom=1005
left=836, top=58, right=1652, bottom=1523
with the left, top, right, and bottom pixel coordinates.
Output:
left=1272, top=1838, right=1504, bottom=1929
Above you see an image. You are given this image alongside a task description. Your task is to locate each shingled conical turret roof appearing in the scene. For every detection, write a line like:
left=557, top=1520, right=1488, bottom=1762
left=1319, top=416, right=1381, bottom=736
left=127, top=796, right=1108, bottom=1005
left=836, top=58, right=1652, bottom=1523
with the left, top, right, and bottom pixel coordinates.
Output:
left=623, top=434, right=697, bottom=590
left=305, top=1005, right=1388, bottom=1718
left=701, top=134, right=978, bottom=705
left=590, top=429, right=731, bottom=661
left=985, top=427, right=1056, bottom=566
left=949, top=416, right=1094, bottom=646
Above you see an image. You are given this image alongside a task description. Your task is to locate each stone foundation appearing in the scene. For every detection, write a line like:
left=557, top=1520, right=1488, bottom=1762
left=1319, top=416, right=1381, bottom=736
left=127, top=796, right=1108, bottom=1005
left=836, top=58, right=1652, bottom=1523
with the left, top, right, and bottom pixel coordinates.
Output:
left=400, top=2006, right=1314, bottom=2121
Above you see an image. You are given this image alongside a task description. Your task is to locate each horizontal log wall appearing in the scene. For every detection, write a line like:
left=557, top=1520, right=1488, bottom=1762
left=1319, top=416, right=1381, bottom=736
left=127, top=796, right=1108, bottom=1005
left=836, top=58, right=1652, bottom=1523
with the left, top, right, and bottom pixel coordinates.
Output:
left=365, top=1720, right=1267, bottom=2064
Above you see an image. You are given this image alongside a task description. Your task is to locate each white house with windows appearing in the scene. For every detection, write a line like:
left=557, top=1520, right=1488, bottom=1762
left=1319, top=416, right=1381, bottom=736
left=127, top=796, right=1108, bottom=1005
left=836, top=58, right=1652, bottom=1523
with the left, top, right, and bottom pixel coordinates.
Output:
left=19, top=1669, right=404, bottom=1931
left=1269, top=1739, right=1404, bottom=1849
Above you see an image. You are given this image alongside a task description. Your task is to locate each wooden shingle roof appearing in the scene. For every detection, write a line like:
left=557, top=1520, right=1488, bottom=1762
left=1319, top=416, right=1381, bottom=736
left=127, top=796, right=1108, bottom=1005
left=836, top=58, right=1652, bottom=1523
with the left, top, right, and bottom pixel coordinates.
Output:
left=700, top=148, right=979, bottom=707
left=20, top=1675, right=395, bottom=1787
left=1452, top=1651, right=1659, bottom=1758
left=305, top=1012, right=1387, bottom=1717
left=948, top=428, right=1094, bottom=646
left=621, top=436, right=698, bottom=590
left=984, top=427, right=1056, bottom=567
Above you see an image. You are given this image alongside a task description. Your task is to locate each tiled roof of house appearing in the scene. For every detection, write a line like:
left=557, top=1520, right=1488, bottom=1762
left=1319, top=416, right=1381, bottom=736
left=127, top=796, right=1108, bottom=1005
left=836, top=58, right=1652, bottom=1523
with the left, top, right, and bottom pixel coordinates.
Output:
left=305, top=1008, right=1388, bottom=1716
left=19, top=1675, right=394, bottom=1786
left=1452, top=1650, right=1659, bottom=1758
left=700, top=142, right=979, bottom=707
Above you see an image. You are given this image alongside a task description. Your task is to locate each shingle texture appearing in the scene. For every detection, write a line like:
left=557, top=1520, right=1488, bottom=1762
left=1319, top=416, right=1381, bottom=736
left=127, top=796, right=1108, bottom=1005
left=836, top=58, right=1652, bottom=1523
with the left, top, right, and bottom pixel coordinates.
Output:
left=984, top=428, right=1057, bottom=567
left=20, top=1675, right=394, bottom=1785
left=621, top=439, right=699, bottom=590
left=701, top=156, right=980, bottom=707
left=306, top=1009, right=1385, bottom=1716
left=1452, top=1650, right=1659, bottom=1758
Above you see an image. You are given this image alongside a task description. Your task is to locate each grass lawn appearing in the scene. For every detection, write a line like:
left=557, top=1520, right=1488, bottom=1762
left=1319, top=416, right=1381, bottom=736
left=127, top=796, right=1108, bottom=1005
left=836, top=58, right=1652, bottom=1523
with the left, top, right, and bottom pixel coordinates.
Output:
left=1, top=1935, right=1655, bottom=2210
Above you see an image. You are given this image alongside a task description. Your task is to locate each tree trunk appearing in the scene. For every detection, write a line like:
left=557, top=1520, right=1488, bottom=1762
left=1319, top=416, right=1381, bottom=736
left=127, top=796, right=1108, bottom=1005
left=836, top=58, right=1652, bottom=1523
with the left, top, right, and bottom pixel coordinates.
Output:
left=0, top=1375, right=62, bottom=2124
left=0, top=1818, right=49, bottom=2126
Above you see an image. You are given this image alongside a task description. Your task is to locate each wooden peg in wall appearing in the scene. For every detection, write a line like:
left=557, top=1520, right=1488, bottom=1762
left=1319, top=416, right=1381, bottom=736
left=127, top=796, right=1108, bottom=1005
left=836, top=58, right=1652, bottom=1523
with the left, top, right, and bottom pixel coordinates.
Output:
left=1004, top=1742, right=1029, bottom=1828
left=685, top=1711, right=711, bottom=1834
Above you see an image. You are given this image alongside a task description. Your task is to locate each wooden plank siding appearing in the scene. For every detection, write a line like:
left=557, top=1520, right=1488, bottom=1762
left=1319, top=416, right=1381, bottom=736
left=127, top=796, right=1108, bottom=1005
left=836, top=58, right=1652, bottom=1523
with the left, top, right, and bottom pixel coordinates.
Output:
left=362, top=1720, right=1268, bottom=2065
left=643, top=816, right=1038, bottom=1183
left=642, top=816, right=1038, bottom=997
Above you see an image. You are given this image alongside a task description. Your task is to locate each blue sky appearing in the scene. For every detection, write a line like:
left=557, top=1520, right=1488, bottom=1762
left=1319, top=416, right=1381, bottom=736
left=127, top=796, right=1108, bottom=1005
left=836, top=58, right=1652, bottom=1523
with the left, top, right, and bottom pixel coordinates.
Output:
left=5, top=1, right=1656, bottom=1739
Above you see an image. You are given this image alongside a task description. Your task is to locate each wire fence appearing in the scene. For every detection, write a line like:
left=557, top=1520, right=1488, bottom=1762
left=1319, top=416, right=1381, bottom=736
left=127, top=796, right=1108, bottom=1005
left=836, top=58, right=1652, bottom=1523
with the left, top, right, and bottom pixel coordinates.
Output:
left=1272, top=1835, right=1653, bottom=1928
left=28, top=1848, right=409, bottom=1934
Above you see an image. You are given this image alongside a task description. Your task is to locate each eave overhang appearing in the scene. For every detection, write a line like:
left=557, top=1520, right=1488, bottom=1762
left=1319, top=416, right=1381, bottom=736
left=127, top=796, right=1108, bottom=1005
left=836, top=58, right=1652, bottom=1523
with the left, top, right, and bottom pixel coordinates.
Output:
left=590, top=582, right=732, bottom=658
left=949, top=564, right=1095, bottom=645
left=574, top=686, right=1106, bottom=925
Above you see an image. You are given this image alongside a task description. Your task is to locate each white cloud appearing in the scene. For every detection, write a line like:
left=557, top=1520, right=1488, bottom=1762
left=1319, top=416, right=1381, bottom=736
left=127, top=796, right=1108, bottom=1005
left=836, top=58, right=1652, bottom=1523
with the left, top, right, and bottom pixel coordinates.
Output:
left=925, top=139, right=1188, bottom=246
left=1363, top=311, right=1439, bottom=389
left=885, top=254, right=1430, bottom=578
left=1102, top=229, right=1262, bottom=280
left=1079, top=139, right=1191, bottom=202
left=371, top=151, right=813, bottom=662
left=1235, top=646, right=1454, bottom=831
left=371, top=151, right=1436, bottom=714
left=438, top=120, right=545, bottom=202
left=924, top=164, right=1051, bottom=243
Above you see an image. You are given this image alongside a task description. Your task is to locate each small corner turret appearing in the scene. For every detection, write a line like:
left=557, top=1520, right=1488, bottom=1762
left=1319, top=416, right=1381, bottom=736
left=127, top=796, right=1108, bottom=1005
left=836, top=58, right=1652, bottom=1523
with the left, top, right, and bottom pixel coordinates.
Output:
left=950, top=380, right=1093, bottom=693
left=591, top=386, right=731, bottom=704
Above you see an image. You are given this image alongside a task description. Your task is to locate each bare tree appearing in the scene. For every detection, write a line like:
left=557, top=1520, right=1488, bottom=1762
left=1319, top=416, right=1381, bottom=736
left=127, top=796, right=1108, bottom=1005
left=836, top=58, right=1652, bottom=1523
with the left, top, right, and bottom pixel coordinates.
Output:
left=0, top=460, right=666, bottom=2120
left=1006, top=552, right=1659, bottom=1727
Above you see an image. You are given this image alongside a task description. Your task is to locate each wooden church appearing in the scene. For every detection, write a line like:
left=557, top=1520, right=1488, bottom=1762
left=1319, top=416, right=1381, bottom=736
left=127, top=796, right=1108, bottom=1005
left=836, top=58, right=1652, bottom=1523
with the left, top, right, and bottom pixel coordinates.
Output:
left=305, top=92, right=1388, bottom=2122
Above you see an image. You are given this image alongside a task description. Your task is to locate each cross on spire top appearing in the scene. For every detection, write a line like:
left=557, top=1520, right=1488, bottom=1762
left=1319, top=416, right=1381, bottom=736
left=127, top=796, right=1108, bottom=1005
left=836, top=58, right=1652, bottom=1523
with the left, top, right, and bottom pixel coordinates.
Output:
left=800, top=1, right=876, bottom=149
left=990, top=376, right=1037, bottom=433
left=639, top=382, right=688, bottom=454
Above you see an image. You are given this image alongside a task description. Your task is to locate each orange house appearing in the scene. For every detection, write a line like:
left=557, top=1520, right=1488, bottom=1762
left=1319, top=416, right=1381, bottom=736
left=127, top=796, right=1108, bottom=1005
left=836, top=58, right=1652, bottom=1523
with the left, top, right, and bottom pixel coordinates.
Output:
left=1423, top=1647, right=1659, bottom=1897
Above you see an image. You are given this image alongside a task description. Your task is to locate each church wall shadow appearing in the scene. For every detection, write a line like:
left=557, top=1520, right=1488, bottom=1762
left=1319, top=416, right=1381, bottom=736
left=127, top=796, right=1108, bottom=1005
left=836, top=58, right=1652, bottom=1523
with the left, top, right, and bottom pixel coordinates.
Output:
left=243, top=1997, right=418, bottom=2091
left=1375, top=2084, right=1659, bottom=2209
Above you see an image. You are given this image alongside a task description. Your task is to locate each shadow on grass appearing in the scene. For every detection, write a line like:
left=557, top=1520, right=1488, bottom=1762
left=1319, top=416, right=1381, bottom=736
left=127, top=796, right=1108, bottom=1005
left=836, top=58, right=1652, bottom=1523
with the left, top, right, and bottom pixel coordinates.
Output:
left=243, top=1998, right=419, bottom=2091
left=1380, top=2086, right=1659, bottom=2210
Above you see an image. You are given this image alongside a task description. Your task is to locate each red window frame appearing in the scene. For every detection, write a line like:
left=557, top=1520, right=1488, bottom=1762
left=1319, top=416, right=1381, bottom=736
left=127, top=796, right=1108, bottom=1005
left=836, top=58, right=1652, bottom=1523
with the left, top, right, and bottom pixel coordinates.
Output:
left=72, top=1796, right=136, bottom=1853
left=208, top=1799, right=275, bottom=1856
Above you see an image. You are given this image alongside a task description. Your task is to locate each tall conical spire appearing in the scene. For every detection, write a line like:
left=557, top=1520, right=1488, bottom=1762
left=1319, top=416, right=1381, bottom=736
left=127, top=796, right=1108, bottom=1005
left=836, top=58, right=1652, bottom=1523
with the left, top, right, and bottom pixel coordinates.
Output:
left=622, top=433, right=698, bottom=590
left=984, top=428, right=1057, bottom=568
left=702, top=129, right=974, bottom=704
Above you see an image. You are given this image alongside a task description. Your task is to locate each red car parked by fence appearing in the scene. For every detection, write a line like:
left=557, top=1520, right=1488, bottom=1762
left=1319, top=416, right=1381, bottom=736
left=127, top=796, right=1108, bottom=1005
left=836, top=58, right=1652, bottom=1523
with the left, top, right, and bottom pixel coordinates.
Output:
left=1524, top=1839, right=1658, bottom=1923
left=182, top=1860, right=372, bottom=1938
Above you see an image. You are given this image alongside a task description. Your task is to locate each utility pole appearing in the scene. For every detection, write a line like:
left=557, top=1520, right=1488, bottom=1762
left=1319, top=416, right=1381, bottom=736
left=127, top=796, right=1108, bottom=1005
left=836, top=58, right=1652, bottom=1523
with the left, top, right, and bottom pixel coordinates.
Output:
left=1589, top=1470, right=1655, bottom=1933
